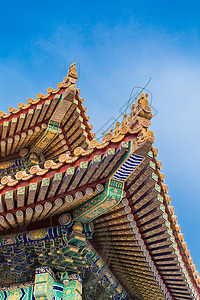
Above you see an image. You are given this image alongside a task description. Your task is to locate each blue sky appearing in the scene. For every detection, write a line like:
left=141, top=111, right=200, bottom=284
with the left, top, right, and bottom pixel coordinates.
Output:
left=1, top=0, right=200, bottom=271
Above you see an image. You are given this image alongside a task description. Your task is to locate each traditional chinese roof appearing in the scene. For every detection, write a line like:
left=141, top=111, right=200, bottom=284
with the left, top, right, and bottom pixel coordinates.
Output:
left=0, top=67, right=199, bottom=300
left=0, top=122, right=147, bottom=231
left=0, top=63, right=94, bottom=177
left=0, top=89, right=152, bottom=231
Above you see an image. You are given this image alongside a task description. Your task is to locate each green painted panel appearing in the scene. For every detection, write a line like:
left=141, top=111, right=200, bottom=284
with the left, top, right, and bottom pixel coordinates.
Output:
left=34, top=267, right=55, bottom=300
left=0, top=284, right=65, bottom=299
left=73, top=178, right=124, bottom=223
left=63, top=274, right=82, bottom=300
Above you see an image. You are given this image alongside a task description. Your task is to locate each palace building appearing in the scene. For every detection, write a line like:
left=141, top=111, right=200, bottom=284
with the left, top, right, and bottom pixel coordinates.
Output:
left=0, top=63, right=199, bottom=299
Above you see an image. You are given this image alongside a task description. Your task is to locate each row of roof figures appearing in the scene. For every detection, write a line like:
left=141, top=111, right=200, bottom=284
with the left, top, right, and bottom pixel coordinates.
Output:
left=96, top=87, right=156, bottom=142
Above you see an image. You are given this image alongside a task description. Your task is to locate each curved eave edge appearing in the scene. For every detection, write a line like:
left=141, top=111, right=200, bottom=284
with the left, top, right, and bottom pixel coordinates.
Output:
left=150, top=146, right=200, bottom=298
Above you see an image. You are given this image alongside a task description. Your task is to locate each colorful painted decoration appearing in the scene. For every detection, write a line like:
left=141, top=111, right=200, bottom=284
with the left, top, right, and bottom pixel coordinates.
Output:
left=0, top=63, right=198, bottom=300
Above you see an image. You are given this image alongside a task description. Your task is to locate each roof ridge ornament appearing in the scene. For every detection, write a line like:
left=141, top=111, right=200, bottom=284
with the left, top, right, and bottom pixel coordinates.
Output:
left=64, top=62, right=78, bottom=84
left=128, top=91, right=153, bottom=124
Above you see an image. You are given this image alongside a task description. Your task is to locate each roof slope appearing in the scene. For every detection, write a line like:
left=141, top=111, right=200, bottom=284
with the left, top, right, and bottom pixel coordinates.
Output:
left=0, top=63, right=93, bottom=177
left=91, top=94, right=200, bottom=300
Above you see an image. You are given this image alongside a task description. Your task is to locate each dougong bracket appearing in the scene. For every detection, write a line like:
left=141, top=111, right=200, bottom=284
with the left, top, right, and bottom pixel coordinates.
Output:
left=73, top=179, right=124, bottom=224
